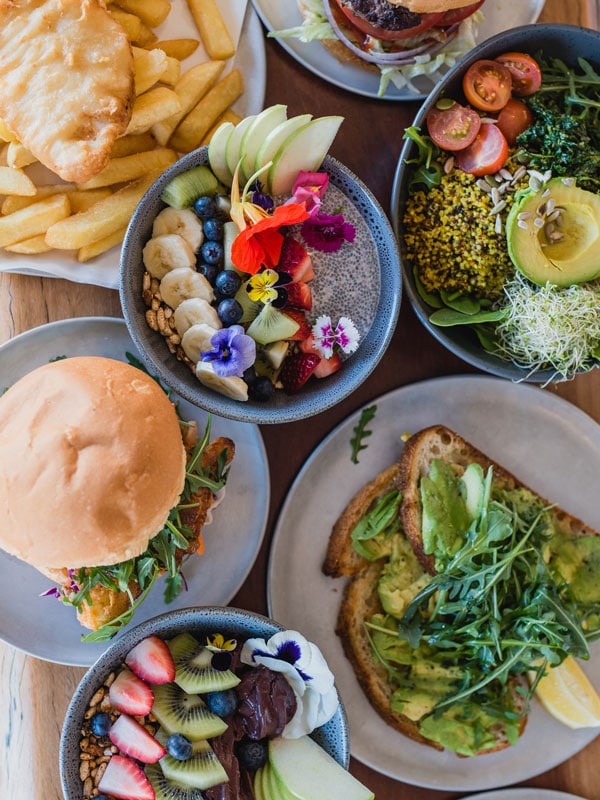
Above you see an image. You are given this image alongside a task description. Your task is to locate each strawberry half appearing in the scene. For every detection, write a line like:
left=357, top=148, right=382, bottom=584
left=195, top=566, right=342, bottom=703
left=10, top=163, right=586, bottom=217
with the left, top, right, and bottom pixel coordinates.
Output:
left=282, top=307, right=311, bottom=341
left=277, top=236, right=315, bottom=283
left=109, top=668, right=154, bottom=716
left=284, top=281, right=312, bottom=311
left=280, top=352, right=321, bottom=393
left=98, top=754, right=155, bottom=800
left=125, top=635, right=176, bottom=685
left=300, top=335, right=343, bottom=379
left=109, top=714, right=166, bottom=764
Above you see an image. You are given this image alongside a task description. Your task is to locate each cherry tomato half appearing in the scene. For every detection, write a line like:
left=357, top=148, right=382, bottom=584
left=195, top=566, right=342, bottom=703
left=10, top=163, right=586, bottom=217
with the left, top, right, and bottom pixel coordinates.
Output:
left=496, top=52, right=543, bottom=96
left=334, top=0, right=445, bottom=41
left=455, top=122, right=509, bottom=177
left=438, top=0, right=485, bottom=26
left=462, top=59, right=513, bottom=112
left=495, top=97, right=534, bottom=145
left=426, top=102, right=481, bottom=151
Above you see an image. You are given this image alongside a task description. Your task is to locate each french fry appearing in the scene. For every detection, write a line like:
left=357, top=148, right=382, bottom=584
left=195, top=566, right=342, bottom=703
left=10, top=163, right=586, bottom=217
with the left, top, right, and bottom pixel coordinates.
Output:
left=133, top=46, right=170, bottom=94
left=0, top=166, right=36, bottom=196
left=5, top=234, right=53, bottom=255
left=0, top=194, right=70, bottom=248
left=161, top=56, right=182, bottom=87
left=126, top=87, right=182, bottom=136
left=68, top=188, right=113, bottom=213
left=110, top=132, right=157, bottom=159
left=0, top=119, right=18, bottom=144
left=2, top=183, right=77, bottom=215
left=108, top=7, right=144, bottom=42
left=77, top=226, right=128, bottom=262
left=186, top=0, right=235, bottom=61
left=0, top=144, right=8, bottom=167
left=45, top=172, right=161, bottom=250
left=112, top=0, right=170, bottom=28
left=150, top=38, right=200, bottom=61
left=6, top=142, right=36, bottom=169
left=77, top=148, right=177, bottom=189
left=200, top=109, right=243, bottom=146
left=151, top=60, right=225, bottom=147
left=170, top=69, right=243, bottom=153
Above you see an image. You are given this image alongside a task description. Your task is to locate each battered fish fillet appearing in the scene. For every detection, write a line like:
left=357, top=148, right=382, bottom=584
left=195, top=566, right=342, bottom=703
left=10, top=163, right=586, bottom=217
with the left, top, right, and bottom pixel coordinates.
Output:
left=0, top=0, right=134, bottom=183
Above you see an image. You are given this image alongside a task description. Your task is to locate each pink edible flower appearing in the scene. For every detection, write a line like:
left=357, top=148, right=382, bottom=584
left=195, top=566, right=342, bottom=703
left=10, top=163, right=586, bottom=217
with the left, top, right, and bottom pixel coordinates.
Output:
left=301, top=211, right=355, bottom=253
left=312, top=315, right=360, bottom=359
left=289, top=171, right=329, bottom=215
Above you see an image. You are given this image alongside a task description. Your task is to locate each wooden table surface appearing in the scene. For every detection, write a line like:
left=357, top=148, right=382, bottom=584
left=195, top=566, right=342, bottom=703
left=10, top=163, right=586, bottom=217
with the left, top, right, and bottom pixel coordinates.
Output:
left=1, top=1, right=600, bottom=797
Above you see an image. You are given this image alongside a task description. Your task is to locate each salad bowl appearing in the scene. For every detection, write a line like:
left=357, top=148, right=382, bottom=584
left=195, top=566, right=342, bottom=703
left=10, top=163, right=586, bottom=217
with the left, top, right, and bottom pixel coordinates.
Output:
left=60, top=606, right=353, bottom=800
left=391, top=23, right=600, bottom=384
left=120, top=145, right=401, bottom=424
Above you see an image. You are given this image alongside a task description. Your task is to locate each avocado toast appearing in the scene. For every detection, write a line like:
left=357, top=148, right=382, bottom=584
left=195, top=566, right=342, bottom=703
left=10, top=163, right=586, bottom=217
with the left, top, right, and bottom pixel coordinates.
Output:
left=324, top=425, right=600, bottom=756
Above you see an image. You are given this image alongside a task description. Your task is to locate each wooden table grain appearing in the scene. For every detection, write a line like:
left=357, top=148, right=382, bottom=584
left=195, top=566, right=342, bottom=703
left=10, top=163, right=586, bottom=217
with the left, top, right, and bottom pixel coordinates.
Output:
left=1, top=1, right=600, bottom=798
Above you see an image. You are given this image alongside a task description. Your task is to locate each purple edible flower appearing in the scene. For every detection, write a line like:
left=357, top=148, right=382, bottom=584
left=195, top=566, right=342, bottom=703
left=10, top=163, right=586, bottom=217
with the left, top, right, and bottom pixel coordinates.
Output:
left=200, top=325, right=256, bottom=378
left=301, top=211, right=355, bottom=253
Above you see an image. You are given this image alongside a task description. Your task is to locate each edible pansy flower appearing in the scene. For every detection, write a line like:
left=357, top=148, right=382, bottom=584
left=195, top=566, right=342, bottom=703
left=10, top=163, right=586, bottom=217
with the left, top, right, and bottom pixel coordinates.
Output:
left=200, top=325, right=256, bottom=378
left=247, top=268, right=292, bottom=305
left=289, top=171, right=329, bottom=216
left=206, top=633, right=237, bottom=652
left=301, top=210, right=356, bottom=253
left=241, top=630, right=339, bottom=738
left=312, top=315, right=360, bottom=359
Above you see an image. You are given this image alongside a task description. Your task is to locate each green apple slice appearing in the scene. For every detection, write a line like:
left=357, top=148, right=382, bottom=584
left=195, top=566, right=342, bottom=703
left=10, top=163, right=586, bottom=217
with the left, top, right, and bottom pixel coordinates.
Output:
left=268, top=116, right=343, bottom=197
left=207, top=121, right=235, bottom=186
left=254, top=114, right=313, bottom=177
left=239, top=104, right=288, bottom=184
left=225, top=114, right=256, bottom=180
left=268, top=735, right=374, bottom=800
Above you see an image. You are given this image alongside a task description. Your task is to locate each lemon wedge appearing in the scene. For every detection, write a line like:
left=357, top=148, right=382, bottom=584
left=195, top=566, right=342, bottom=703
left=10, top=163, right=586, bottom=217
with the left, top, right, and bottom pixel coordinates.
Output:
left=531, top=656, right=600, bottom=729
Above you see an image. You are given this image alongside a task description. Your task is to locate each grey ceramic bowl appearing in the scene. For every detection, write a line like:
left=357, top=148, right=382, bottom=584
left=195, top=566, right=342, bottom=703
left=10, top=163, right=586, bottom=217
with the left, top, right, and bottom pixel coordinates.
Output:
left=120, top=147, right=401, bottom=424
left=60, top=606, right=350, bottom=800
left=391, top=23, right=600, bottom=383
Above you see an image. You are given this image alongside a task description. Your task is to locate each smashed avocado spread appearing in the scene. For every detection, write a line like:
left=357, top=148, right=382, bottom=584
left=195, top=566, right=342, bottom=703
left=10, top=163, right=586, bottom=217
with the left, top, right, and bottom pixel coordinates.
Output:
left=352, top=461, right=600, bottom=756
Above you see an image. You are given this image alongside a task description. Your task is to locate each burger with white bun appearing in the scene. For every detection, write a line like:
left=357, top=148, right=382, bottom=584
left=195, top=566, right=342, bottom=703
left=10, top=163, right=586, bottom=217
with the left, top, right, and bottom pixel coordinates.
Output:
left=0, top=356, right=234, bottom=641
left=273, top=0, right=485, bottom=96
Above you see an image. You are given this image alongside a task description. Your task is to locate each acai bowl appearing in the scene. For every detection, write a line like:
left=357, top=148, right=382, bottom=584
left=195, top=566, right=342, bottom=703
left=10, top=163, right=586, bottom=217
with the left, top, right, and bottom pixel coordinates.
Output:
left=392, top=24, right=600, bottom=384
left=60, top=606, right=373, bottom=800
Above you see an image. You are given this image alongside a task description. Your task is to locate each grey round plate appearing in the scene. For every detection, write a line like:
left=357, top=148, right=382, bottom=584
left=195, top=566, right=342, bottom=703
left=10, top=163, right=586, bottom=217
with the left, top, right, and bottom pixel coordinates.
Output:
left=0, top=317, right=270, bottom=666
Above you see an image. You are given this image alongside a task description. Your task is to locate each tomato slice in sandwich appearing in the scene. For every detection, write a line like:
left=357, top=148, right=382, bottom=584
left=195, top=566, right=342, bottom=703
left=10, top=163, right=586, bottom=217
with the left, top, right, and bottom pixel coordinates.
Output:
left=334, top=0, right=445, bottom=41
left=438, top=0, right=485, bottom=25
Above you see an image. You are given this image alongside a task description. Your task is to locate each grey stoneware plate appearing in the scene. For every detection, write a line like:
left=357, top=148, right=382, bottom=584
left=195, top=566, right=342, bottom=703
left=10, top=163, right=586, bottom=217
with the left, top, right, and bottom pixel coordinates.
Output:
left=120, top=147, right=401, bottom=424
left=60, top=606, right=350, bottom=799
left=391, top=23, right=600, bottom=384
left=461, top=790, right=590, bottom=800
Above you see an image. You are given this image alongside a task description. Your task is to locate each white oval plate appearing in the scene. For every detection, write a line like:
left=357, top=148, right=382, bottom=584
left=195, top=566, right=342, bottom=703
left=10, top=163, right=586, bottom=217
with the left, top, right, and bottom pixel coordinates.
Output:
left=268, top=375, right=600, bottom=791
left=0, top=1, right=266, bottom=290
left=0, top=317, right=270, bottom=666
left=251, top=0, right=545, bottom=101
left=462, top=790, right=589, bottom=800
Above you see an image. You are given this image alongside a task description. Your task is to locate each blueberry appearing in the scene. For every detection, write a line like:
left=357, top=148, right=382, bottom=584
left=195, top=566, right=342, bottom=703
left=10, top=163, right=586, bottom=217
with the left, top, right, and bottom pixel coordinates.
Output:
left=203, top=217, right=224, bottom=241
left=211, top=650, right=233, bottom=671
left=193, top=195, right=217, bottom=219
left=89, top=711, right=111, bottom=737
left=215, top=269, right=241, bottom=297
left=217, top=298, right=243, bottom=325
left=166, top=733, right=193, bottom=761
left=201, top=240, right=224, bottom=266
left=236, top=738, right=268, bottom=771
left=197, top=262, right=220, bottom=284
left=205, top=689, right=238, bottom=718
left=243, top=366, right=257, bottom=386
left=248, top=375, right=273, bottom=402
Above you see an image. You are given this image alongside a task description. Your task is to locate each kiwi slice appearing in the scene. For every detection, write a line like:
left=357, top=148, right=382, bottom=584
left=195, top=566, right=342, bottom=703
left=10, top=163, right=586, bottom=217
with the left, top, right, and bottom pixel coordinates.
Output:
left=160, top=738, right=228, bottom=791
left=146, top=763, right=204, bottom=800
left=169, top=633, right=240, bottom=694
left=246, top=303, right=300, bottom=346
left=161, top=166, right=219, bottom=209
left=152, top=682, right=228, bottom=740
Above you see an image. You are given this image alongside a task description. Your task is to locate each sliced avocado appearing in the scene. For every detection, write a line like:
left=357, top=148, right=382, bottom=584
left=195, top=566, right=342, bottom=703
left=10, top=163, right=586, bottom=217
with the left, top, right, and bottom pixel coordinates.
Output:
left=506, top=178, right=600, bottom=287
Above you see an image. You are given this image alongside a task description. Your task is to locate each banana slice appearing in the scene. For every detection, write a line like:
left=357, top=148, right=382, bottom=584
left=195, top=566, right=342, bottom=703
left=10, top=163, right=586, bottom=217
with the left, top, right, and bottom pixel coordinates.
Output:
left=181, top=322, right=219, bottom=363
left=152, top=207, right=204, bottom=252
left=143, top=233, right=195, bottom=280
left=159, top=266, right=214, bottom=309
left=195, top=361, right=249, bottom=401
left=174, top=296, right=222, bottom=336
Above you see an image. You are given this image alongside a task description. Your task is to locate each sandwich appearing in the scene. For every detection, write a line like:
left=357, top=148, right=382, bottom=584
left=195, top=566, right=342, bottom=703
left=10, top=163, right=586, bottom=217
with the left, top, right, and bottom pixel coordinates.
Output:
left=273, top=0, right=484, bottom=96
left=0, top=356, right=234, bottom=641
left=324, top=425, right=600, bottom=755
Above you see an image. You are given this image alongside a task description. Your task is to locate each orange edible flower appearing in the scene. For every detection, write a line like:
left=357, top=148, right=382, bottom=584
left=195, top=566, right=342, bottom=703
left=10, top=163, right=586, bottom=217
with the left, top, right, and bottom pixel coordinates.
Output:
left=231, top=203, right=310, bottom=274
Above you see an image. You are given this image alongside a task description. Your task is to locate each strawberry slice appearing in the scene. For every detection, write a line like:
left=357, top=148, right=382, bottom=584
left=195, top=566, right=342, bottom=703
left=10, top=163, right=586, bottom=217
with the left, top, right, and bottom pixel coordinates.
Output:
left=277, top=236, right=315, bottom=282
left=299, top=335, right=343, bottom=379
left=109, top=669, right=154, bottom=716
left=125, top=636, right=175, bottom=685
left=109, top=714, right=166, bottom=764
left=280, top=352, right=321, bottom=393
left=98, top=754, right=155, bottom=800
left=282, top=307, right=311, bottom=341
left=284, top=281, right=312, bottom=311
